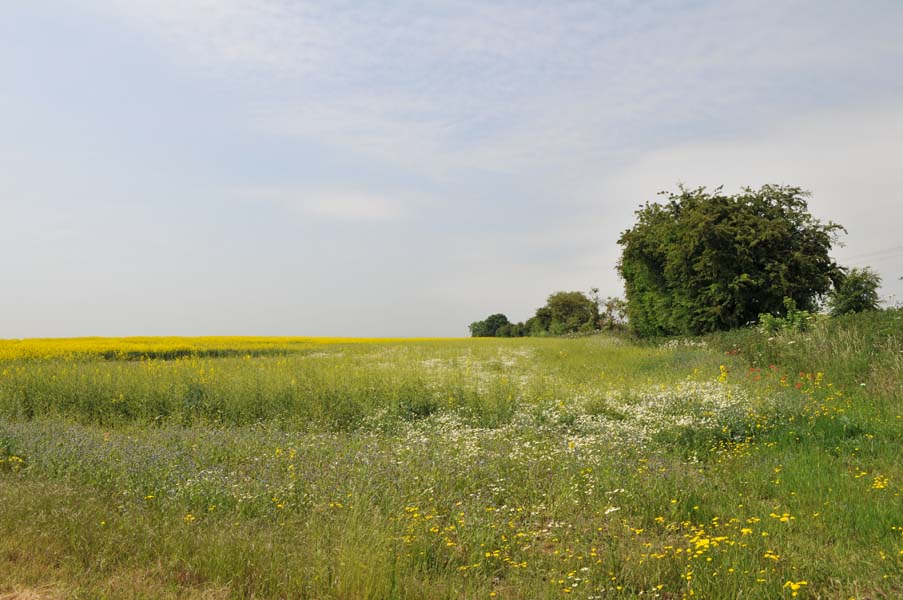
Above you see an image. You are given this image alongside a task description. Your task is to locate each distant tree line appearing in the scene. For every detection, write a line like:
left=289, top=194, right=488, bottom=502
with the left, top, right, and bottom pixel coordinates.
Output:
left=468, top=290, right=627, bottom=338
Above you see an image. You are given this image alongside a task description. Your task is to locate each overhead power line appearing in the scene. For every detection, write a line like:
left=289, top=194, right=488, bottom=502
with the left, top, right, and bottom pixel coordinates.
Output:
left=835, top=245, right=903, bottom=267
left=837, top=244, right=903, bottom=262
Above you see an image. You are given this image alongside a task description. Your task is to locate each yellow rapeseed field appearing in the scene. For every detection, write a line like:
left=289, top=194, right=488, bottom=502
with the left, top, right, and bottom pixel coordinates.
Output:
left=0, top=336, right=454, bottom=362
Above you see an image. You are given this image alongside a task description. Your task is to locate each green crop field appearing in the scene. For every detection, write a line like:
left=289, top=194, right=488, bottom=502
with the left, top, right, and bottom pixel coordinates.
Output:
left=2, top=313, right=902, bottom=599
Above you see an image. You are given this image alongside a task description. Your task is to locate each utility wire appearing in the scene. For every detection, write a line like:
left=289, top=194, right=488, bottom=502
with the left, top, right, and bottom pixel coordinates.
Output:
left=837, top=244, right=903, bottom=262
left=844, top=253, right=903, bottom=267
left=835, top=246, right=903, bottom=267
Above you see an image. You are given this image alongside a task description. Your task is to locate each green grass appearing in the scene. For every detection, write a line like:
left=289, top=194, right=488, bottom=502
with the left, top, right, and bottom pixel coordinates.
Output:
left=1, top=323, right=902, bottom=599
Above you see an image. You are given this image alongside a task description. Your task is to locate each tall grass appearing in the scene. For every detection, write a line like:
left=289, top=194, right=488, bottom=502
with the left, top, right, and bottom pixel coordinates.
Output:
left=711, top=307, right=903, bottom=413
left=0, top=338, right=698, bottom=428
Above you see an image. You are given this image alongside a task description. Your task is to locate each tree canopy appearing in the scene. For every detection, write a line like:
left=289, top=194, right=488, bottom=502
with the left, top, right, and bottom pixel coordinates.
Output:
left=541, top=291, right=599, bottom=334
left=617, top=185, right=844, bottom=337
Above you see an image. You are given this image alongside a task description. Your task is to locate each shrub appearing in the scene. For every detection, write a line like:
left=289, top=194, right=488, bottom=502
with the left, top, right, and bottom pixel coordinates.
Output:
left=758, top=297, right=816, bottom=334
left=828, top=267, right=882, bottom=316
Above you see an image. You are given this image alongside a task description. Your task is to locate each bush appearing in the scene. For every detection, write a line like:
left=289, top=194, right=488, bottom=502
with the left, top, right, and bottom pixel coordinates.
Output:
left=757, top=297, right=817, bottom=334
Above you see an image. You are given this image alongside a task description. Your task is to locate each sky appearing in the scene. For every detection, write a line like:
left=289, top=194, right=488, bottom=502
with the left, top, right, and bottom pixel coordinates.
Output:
left=2, top=0, right=903, bottom=338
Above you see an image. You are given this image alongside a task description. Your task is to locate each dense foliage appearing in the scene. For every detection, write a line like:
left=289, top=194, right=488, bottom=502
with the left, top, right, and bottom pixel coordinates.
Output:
left=468, top=313, right=511, bottom=337
left=757, top=297, right=817, bottom=335
left=828, top=266, right=882, bottom=316
left=617, top=185, right=844, bottom=337
left=527, top=291, right=599, bottom=335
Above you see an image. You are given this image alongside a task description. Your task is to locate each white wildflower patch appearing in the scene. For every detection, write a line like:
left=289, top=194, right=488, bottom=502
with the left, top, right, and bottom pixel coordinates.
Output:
left=661, top=338, right=709, bottom=350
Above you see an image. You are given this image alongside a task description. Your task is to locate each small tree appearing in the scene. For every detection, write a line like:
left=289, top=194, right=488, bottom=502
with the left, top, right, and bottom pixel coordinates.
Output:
left=829, top=267, right=882, bottom=316
left=599, top=296, right=628, bottom=331
left=526, top=307, right=553, bottom=335
left=541, top=291, right=599, bottom=334
left=469, top=313, right=510, bottom=337
left=468, top=320, right=489, bottom=337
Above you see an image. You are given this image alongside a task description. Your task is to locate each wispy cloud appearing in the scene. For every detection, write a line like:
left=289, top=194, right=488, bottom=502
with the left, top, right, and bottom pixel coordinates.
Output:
left=95, top=0, right=903, bottom=181
left=234, top=186, right=409, bottom=222
left=98, top=0, right=333, bottom=77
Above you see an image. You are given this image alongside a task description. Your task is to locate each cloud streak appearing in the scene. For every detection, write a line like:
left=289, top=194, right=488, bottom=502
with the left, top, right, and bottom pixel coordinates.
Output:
left=95, top=0, right=903, bottom=181
left=236, top=186, right=409, bottom=222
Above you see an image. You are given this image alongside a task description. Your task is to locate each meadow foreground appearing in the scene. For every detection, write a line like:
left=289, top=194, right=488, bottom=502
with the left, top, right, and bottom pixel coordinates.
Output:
left=1, top=326, right=901, bottom=599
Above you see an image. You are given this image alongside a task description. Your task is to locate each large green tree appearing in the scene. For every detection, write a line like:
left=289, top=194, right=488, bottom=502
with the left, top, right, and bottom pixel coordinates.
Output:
left=617, top=185, right=844, bottom=336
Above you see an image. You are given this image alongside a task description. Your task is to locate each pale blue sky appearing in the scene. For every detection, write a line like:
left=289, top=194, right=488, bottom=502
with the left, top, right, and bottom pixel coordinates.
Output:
left=3, top=1, right=903, bottom=337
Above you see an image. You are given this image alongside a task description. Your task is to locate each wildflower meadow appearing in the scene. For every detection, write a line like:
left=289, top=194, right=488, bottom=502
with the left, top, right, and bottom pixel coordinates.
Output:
left=1, top=313, right=902, bottom=598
